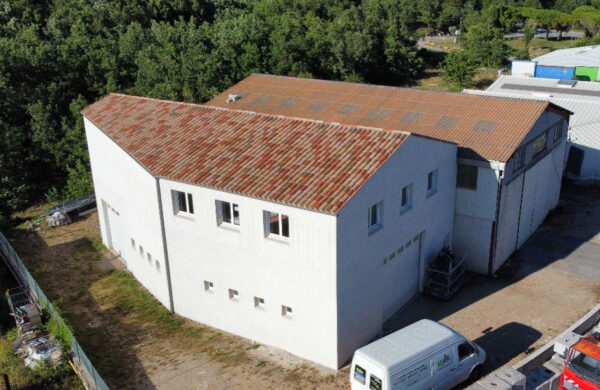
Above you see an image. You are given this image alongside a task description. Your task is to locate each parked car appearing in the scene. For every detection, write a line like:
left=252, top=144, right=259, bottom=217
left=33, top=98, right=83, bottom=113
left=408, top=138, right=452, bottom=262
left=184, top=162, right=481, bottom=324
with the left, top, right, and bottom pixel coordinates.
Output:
left=349, top=319, right=485, bottom=390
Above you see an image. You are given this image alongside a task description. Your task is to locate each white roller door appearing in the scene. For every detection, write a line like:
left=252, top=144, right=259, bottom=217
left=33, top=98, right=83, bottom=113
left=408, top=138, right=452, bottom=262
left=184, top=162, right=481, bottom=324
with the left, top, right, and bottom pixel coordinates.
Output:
left=382, top=232, right=422, bottom=321
left=105, top=201, right=124, bottom=256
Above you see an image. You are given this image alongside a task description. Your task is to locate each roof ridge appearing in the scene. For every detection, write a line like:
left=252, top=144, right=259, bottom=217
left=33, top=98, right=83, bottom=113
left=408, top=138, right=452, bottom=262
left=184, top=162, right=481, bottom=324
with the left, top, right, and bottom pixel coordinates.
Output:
left=105, top=93, right=412, bottom=138
left=250, top=73, right=551, bottom=105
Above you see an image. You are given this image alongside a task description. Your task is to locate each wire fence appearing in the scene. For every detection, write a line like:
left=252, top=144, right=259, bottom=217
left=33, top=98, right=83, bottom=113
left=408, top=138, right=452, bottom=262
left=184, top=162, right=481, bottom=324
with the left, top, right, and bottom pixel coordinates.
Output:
left=0, top=231, right=110, bottom=390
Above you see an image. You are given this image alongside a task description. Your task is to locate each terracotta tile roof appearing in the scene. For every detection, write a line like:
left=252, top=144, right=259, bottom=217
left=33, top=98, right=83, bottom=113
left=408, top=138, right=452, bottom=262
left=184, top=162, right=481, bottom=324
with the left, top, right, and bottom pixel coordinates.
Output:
left=82, top=94, right=410, bottom=215
left=206, top=74, right=561, bottom=162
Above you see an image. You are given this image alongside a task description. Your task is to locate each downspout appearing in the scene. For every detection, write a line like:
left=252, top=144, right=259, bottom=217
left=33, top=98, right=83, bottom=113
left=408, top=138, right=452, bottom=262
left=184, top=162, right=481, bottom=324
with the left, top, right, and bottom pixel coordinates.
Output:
left=488, top=171, right=503, bottom=275
left=155, top=177, right=175, bottom=313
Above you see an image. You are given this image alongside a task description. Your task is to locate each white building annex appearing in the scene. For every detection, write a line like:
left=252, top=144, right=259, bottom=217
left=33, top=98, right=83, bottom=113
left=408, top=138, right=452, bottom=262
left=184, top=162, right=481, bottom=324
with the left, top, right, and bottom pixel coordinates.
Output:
left=480, top=75, right=600, bottom=182
left=208, top=74, right=571, bottom=275
left=82, top=93, right=457, bottom=369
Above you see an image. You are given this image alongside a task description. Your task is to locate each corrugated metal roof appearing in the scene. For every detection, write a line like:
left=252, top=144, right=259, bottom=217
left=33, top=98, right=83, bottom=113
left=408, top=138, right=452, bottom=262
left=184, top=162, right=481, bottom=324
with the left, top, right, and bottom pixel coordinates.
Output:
left=483, top=75, right=600, bottom=128
left=533, top=45, right=600, bottom=68
left=81, top=94, right=410, bottom=215
left=206, top=74, right=555, bottom=162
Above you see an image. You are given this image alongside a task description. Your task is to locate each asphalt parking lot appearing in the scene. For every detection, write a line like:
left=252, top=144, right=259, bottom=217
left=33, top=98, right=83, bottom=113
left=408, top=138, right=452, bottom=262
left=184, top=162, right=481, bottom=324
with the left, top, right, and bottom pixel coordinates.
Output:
left=384, top=183, right=600, bottom=377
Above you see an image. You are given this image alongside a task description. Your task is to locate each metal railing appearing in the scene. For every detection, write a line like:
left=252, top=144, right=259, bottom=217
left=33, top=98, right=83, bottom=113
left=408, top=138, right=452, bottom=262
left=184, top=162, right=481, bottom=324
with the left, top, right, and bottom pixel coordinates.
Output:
left=0, top=231, right=109, bottom=390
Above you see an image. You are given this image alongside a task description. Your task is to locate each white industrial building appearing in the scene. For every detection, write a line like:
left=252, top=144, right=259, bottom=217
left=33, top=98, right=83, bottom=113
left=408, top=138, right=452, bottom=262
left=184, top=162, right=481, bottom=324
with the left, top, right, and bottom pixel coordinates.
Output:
left=481, top=75, right=600, bottom=182
left=82, top=93, right=457, bottom=368
left=208, top=74, right=571, bottom=274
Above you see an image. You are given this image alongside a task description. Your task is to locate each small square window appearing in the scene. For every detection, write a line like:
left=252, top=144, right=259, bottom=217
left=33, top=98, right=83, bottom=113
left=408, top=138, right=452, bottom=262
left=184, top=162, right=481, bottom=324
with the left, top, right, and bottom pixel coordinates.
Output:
left=172, top=190, right=194, bottom=215
left=155, top=260, right=160, bottom=272
left=553, top=120, right=563, bottom=141
left=229, top=289, right=239, bottom=300
left=147, top=253, right=152, bottom=263
left=532, top=132, right=548, bottom=157
left=264, top=211, right=289, bottom=238
left=401, top=184, right=413, bottom=212
left=368, top=202, right=382, bottom=233
left=254, top=296, right=265, bottom=308
left=131, top=238, right=135, bottom=248
left=204, top=281, right=214, bottom=292
left=217, top=200, right=240, bottom=226
left=427, top=170, right=438, bottom=197
left=513, top=147, right=526, bottom=172
left=139, top=246, right=144, bottom=257
left=281, top=305, right=293, bottom=317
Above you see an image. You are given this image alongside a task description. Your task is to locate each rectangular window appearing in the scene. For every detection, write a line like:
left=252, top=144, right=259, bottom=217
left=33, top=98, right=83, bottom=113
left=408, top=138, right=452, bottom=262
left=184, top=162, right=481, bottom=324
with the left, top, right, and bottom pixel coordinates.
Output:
left=254, top=296, right=265, bottom=308
left=368, top=202, right=382, bottom=233
left=281, top=305, right=293, bottom=317
left=457, top=164, right=478, bottom=190
left=427, top=170, right=438, bottom=196
left=216, top=200, right=240, bottom=226
left=173, top=190, right=194, bottom=215
left=553, top=121, right=563, bottom=141
left=513, top=147, right=526, bottom=172
left=139, top=246, right=144, bottom=257
left=229, top=289, right=239, bottom=300
left=131, top=238, right=135, bottom=248
left=204, top=281, right=214, bottom=292
left=264, top=211, right=289, bottom=238
left=401, top=184, right=413, bottom=211
left=532, top=132, right=548, bottom=157
left=147, top=253, right=152, bottom=263
left=155, top=260, right=160, bottom=272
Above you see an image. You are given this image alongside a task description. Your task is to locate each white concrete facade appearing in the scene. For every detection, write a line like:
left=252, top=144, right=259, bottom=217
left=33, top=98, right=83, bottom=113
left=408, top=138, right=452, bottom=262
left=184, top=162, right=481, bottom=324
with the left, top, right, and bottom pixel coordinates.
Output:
left=453, top=111, right=568, bottom=274
left=84, top=113, right=458, bottom=369
left=84, top=118, right=172, bottom=308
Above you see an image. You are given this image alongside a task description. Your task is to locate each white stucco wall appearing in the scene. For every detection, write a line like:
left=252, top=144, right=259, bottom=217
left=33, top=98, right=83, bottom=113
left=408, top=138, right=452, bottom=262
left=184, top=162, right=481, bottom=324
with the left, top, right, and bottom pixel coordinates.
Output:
left=453, top=166, right=500, bottom=273
left=83, top=118, right=171, bottom=308
left=336, top=135, right=457, bottom=367
left=159, top=180, right=339, bottom=368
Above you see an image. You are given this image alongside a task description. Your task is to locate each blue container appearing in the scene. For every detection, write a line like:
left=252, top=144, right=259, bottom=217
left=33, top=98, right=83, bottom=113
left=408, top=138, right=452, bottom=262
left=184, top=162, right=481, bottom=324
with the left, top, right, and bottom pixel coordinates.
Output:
left=535, top=65, right=575, bottom=80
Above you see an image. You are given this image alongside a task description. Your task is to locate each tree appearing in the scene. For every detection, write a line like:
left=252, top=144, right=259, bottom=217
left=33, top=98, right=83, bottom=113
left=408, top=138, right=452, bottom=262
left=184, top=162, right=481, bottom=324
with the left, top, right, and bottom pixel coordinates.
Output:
left=572, top=6, right=600, bottom=37
left=461, top=24, right=512, bottom=67
left=520, top=7, right=573, bottom=39
left=443, top=50, right=478, bottom=88
left=523, top=18, right=537, bottom=50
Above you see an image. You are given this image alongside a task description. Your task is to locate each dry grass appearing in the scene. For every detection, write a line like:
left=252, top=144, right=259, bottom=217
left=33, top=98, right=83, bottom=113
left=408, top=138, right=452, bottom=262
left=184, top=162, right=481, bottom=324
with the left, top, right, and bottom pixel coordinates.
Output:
left=6, top=209, right=350, bottom=389
left=506, top=37, right=583, bottom=58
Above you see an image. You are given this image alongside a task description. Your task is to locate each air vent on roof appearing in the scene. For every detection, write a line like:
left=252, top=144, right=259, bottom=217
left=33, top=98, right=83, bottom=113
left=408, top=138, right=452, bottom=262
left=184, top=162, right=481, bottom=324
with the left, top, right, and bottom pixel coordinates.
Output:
left=557, top=79, right=577, bottom=88
left=253, top=94, right=274, bottom=104
left=400, top=112, right=424, bottom=124
left=368, top=108, right=391, bottom=119
left=436, top=116, right=459, bottom=128
left=337, top=104, right=359, bottom=115
left=307, top=101, right=329, bottom=112
left=473, top=120, right=498, bottom=133
left=280, top=98, right=300, bottom=108
left=226, top=92, right=248, bottom=103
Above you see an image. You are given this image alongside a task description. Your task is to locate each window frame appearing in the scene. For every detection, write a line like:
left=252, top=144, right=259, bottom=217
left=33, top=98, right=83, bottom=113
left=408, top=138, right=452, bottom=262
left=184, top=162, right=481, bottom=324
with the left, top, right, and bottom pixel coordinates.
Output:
left=513, top=147, right=526, bottom=172
left=264, top=211, right=289, bottom=239
left=281, top=305, right=293, bottom=317
left=368, top=201, right=383, bottom=233
left=400, top=184, right=413, bottom=212
left=228, top=289, right=239, bottom=300
left=532, top=132, right=548, bottom=158
left=204, top=281, right=214, bottom=292
left=254, top=296, right=265, bottom=308
left=426, top=170, right=438, bottom=197
left=458, top=342, right=477, bottom=361
left=172, top=190, right=194, bottom=216
left=216, top=200, right=240, bottom=227
left=553, top=120, right=563, bottom=142
left=457, top=164, right=478, bottom=191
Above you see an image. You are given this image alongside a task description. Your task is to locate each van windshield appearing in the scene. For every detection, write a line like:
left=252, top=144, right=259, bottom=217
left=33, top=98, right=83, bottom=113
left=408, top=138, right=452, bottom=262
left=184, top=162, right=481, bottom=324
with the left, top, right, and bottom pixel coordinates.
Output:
left=568, top=349, right=600, bottom=385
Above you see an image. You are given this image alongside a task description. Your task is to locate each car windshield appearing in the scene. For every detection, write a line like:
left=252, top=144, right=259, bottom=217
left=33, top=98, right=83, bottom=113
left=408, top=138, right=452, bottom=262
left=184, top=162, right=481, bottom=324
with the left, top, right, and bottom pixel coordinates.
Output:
left=568, top=349, right=600, bottom=384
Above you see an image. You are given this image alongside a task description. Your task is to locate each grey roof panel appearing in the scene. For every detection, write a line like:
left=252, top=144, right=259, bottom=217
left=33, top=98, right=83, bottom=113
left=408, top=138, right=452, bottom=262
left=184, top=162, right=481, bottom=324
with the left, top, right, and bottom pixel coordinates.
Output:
left=368, top=108, right=391, bottom=119
left=307, top=101, right=329, bottom=112
left=501, top=83, right=600, bottom=98
left=280, top=98, right=300, bottom=108
left=436, top=116, right=459, bottom=128
left=337, top=104, right=359, bottom=115
left=400, top=112, right=424, bottom=124
left=253, top=94, right=274, bottom=104
left=473, top=120, right=498, bottom=133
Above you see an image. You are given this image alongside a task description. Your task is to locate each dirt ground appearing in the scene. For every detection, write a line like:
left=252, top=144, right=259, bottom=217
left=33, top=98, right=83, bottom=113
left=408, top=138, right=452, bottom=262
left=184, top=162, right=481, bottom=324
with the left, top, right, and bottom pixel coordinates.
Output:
left=6, top=182, right=600, bottom=389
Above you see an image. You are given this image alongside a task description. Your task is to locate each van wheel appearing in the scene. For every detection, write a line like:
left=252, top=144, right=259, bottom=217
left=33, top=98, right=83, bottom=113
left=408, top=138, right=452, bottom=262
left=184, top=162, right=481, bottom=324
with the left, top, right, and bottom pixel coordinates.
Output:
left=469, top=366, right=482, bottom=383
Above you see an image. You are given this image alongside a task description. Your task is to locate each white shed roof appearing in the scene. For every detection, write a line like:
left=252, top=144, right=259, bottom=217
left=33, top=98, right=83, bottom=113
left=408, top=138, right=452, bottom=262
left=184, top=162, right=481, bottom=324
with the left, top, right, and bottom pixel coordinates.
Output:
left=533, top=45, right=600, bottom=68
left=354, top=320, right=461, bottom=369
left=470, top=76, right=600, bottom=128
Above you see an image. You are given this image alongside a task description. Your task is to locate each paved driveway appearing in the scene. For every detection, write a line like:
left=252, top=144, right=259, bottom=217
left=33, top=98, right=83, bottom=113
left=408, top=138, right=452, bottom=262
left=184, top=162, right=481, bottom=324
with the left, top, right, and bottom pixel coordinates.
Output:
left=383, top=183, right=600, bottom=376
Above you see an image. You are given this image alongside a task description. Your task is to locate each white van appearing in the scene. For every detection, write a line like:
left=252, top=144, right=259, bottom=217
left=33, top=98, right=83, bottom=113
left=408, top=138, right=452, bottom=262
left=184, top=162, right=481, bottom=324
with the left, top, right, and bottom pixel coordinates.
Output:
left=350, top=319, right=485, bottom=390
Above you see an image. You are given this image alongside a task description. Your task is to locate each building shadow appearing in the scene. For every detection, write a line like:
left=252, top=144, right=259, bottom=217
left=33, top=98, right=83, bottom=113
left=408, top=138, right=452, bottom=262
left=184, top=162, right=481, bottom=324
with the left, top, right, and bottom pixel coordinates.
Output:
left=3, top=214, right=157, bottom=390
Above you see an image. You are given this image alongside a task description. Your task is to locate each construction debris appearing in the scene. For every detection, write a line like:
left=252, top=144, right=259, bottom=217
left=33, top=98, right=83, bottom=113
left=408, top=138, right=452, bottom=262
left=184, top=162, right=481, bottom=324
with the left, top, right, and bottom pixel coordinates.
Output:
left=44, top=193, right=96, bottom=227
left=46, top=211, right=71, bottom=227
left=7, top=287, right=62, bottom=368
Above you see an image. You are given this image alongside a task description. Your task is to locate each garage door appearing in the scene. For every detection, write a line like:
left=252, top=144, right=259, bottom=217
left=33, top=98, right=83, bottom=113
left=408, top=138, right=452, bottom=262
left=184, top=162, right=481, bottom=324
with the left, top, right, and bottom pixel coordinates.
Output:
left=382, top=232, right=422, bottom=321
left=105, top=201, right=124, bottom=256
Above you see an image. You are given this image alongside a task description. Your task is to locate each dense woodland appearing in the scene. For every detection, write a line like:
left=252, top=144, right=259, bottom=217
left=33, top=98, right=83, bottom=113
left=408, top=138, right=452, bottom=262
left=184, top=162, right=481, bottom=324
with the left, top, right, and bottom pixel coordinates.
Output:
left=1, top=0, right=600, bottom=226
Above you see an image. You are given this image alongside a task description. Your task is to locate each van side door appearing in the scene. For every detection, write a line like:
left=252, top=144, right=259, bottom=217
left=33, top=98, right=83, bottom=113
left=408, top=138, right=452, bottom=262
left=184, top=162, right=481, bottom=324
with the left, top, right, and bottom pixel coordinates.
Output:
left=455, top=342, right=479, bottom=384
left=391, top=358, right=432, bottom=390
left=432, top=348, right=456, bottom=389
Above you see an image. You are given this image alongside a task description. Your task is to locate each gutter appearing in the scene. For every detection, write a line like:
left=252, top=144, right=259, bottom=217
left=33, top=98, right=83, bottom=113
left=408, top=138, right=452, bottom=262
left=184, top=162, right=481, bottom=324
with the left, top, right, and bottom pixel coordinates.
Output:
left=155, top=177, right=175, bottom=313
